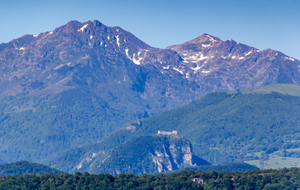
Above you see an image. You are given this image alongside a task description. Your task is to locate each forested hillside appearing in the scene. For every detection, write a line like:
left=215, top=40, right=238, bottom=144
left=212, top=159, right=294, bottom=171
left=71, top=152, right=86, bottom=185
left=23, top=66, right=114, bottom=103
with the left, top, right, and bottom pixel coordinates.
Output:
left=0, top=161, right=64, bottom=176
left=54, top=84, right=300, bottom=171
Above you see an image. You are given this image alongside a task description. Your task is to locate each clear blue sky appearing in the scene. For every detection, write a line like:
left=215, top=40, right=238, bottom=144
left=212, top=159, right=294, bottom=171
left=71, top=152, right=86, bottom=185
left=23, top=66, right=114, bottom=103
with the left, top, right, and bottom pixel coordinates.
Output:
left=1, top=0, right=299, bottom=60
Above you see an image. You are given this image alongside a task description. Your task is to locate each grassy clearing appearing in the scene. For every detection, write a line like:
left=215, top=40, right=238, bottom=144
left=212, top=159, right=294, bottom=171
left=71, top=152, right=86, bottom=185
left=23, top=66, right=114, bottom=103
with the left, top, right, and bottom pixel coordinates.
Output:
left=246, top=155, right=300, bottom=169
left=240, top=84, right=300, bottom=96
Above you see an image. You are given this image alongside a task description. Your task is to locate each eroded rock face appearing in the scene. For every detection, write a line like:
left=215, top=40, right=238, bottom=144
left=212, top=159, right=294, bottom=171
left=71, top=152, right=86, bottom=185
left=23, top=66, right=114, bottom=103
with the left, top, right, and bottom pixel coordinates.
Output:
left=148, top=134, right=194, bottom=173
left=78, top=133, right=209, bottom=175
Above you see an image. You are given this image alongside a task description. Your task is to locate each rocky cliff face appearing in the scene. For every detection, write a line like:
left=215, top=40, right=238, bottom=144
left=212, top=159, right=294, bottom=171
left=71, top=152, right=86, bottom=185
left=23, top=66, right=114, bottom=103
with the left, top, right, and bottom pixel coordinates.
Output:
left=78, top=133, right=210, bottom=175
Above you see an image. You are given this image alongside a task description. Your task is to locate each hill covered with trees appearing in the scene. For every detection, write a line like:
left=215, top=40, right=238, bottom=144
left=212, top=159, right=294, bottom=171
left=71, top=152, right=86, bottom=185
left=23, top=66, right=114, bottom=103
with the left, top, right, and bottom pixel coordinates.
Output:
left=0, top=161, right=64, bottom=176
left=54, top=84, right=300, bottom=172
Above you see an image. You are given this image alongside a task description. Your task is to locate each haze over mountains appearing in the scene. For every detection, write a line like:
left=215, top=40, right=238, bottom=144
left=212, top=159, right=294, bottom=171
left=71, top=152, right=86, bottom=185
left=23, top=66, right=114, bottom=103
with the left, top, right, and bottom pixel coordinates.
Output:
left=0, top=20, right=299, bottom=174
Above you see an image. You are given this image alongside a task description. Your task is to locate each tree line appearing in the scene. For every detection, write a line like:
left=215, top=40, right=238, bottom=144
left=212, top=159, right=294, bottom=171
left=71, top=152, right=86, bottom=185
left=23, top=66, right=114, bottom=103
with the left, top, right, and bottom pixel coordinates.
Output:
left=0, top=167, right=300, bottom=189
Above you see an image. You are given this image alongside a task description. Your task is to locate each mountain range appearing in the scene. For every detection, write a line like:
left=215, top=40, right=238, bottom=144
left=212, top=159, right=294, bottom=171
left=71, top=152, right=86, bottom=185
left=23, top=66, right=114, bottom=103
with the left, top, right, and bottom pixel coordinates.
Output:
left=0, top=20, right=299, bottom=172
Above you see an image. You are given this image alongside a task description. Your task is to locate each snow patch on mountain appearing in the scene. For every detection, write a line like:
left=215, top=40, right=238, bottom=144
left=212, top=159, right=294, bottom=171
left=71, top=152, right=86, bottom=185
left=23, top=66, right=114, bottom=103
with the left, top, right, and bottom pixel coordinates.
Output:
left=173, top=67, right=183, bottom=75
left=54, top=64, right=66, bottom=70
left=125, top=49, right=145, bottom=65
left=186, top=73, right=190, bottom=79
left=202, top=44, right=211, bottom=48
left=183, top=53, right=208, bottom=63
left=191, top=66, right=202, bottom=71
left=132, top=54, right=143, bottom=65
left=202, top=70, right=210, bottom=74
left=163, top=65, right=170, bottom=70
left=285, top=57, right=295, bottom=61
left=232, top=55, right=246, bottom=60
left=245, top=51, right=253, bottom=56
left=78, top=24, right=88, bottom=32
left=206, top=34, right=218, bottom=42
left=116, top=36, right=120, bottom=47
left=125, top=49, right=131, bottom=60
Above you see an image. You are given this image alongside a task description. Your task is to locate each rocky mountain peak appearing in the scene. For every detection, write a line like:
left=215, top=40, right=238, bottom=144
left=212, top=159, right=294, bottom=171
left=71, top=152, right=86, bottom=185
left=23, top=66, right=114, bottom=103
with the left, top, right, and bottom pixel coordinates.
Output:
left=59, top=20, right=83, bottom=34
left=66, top=20, right=82, bottom=26
left=61, top=20, right=104, bottom=33
left=189, top=33, right=222, bottom=44
left=73, top=20, right=106, bottom=33
left=91, top=20, right=104, bottom=27
left=167, top=33, right=221, bottom=51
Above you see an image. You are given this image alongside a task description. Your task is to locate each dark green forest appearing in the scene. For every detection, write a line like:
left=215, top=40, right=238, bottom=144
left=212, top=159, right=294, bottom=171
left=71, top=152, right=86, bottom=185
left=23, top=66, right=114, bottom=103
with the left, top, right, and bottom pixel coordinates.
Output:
left=0, top=161, right=64, bottom=176
left=1, top=167, right=300, bottom=189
